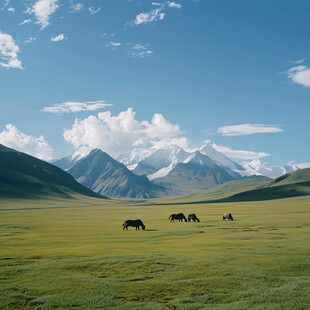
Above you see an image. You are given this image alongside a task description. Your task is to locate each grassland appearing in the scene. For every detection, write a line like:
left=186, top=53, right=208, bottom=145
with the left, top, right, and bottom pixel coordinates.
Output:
left=1, top=195, right=310, bottom=309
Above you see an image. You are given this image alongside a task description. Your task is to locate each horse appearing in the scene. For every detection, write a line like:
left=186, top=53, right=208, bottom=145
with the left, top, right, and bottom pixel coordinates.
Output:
left=168, top=213, right=187, bottom=222
left=223, top=213, right=234, bottom=221
left=123, top=219, right=145, bottom=230
left=188, top=213, right=200, bottom=222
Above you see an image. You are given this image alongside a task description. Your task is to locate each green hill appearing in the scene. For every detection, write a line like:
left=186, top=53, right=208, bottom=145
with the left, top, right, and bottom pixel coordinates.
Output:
left=0, top=144, right=105, bottom=199
left=156, top=169, right=310, bottom=205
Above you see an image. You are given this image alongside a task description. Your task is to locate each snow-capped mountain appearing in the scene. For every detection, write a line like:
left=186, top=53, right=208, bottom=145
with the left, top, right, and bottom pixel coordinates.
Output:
left=68, top=149, right=170, bottom=198
left=199, top=145, right=244, bottom=171
left=117, top=148, right=153, bottom=170
left=240, top=159, right=303, bottom=179
left=153, top=151, right=242, bottom=194
left=132, top=145, right=191, bottom=180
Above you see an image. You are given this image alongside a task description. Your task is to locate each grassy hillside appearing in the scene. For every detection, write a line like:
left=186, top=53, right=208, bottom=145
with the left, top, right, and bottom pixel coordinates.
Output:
left=0, top=144, right=104, bottom=199
left=157, top=169, right=310, bottom=205
left=269, top=167, right=310, bottom=186
left=1, top=195, right=310, bottom=309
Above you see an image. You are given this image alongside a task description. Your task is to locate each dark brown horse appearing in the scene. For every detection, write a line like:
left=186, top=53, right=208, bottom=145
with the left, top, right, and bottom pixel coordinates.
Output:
left=123, top=219, right=145, bottom=230
left=168, top=213, right=187, bottom=222
left=188, top=213, right=200, bottom=222
left=223, top=213, right=234, bottom=221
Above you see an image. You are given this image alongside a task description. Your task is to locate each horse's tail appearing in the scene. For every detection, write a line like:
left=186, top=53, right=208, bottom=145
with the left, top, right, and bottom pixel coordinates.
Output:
left=168, top=215, right=172, bottom=219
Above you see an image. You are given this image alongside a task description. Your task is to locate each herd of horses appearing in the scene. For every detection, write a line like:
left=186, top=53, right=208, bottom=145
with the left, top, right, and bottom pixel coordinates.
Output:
left=122, top=212, right=234, bottom=230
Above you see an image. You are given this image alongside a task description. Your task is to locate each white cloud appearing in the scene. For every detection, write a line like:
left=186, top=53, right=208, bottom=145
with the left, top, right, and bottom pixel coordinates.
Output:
left=133, top=1, right=182, bottom=25
left=131, top=49, right=153, bottom=58
left=211, top=143, right=270, bottom=160
left=0, top=31, right=23, bottom=69
left=289, top=58, right=306, bottom=65
left=41, top=100, right=112, bottom=114
left=24, top=37, right=36, bottom=44
left=88, top=7, right=101, bottom=15
left=106, top=41, right=121, bottom=47
left=132, top=44, right=146, bottom=50
left=134, top=7, right=165, bottom=25
left=168, top=2, right=182, bottom=9
left=7, top=7, right=14, bottom=12
left=0, top=124, right=56, bottom=161
left=26, top=0, right=59, bottom=30
left=286, top=65, right=310, bottom=88
left=130, top=43, right=153, bottom=58
left=51, top=33, right=66, bottom=42
left=217, top=124, right=282, bottom=136
left=1, top=0, right=9, bottom=9
left=63, top=108, right=188, bottom=158
left=70, top=3, right=83, bottom=12
left=18, top=19, right=31, bottom=26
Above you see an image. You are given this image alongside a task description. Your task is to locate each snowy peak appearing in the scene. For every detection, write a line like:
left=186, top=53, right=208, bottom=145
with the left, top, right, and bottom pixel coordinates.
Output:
left=117, top=148, right=153, bottom=170
left=133, top=145, right=191, bottom=177
left=184, top=150, right=217, bottom=167
left=199, top=145, right=244, bottom=171
left=241, top=159, right=300, bottom=179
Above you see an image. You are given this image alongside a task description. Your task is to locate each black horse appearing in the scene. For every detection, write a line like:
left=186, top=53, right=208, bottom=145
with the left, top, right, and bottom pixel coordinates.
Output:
left=123, top=219, right=145, bottom=230
left=168, top=213, right=187, bottom=222
left=223, top=213, right=234, bottom=221
left=188, top=213, right=200, bottom=222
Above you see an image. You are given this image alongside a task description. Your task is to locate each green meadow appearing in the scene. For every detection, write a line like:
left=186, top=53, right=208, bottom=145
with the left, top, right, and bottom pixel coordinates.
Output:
left=1, top=195, right=310, bottom=309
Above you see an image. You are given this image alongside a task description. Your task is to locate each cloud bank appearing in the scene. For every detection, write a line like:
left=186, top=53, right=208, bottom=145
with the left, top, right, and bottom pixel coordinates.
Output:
left=218, top=124, right=282, bottom=136
left=0, top=124, right=56, bottom=161
left=211, top=143, right=270, bottom=160
left=63, top=108, right=188, bottom=158
left=42, top=100, right=112, bottom=114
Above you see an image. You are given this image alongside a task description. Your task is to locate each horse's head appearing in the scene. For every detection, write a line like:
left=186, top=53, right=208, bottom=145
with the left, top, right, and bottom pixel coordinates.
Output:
left=142, top=225, right=146, bottom=230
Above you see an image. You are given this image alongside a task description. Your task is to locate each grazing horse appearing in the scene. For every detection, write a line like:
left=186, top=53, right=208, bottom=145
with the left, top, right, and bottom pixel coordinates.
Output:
left=168, top=213, right=187, bottom=222
left=123, top=219, right=145, bottom=230
left=188, top=213, right=200, bottom=222
left=223, top=213, right=234, bottom=221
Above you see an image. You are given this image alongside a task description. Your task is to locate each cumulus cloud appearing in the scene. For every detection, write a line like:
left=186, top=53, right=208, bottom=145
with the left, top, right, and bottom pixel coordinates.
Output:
left=134, top=7, right=165, bottom=25
left=51, top=33, right=66, bottom=42
left=286, top=65, right=310, bottom=88
left=0, top=124, right=56, bottom=161
left=0, top=31, right=23, bottom=69
left=88, top=7, right=101, bottom=15
left=63, top=108, right=188, bottom=158
left=133, top=1, right=182, bottom=25
left=217, top=124, right=282, bottom=136
left=18, top=19, right=31, bottom=26
left=41, top=100, right=112, bottom=114
left=26, top=0, right=59, bottom=30
left=211, top=143, right=270, bottom=160
left=7, top=7, right=14, bottom=12
left=168, top=2, right=182, bottom=9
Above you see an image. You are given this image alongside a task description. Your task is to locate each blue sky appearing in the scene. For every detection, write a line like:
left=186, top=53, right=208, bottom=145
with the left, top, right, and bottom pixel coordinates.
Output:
left=0, top=0, right=309, bottom=166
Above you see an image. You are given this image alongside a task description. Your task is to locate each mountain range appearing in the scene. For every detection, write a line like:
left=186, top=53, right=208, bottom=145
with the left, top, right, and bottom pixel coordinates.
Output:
left=1, top=143, right=309, bottom=202
left=51, top=144, right=308, bottom=199
left=68, top=149, right=170, bottom=199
